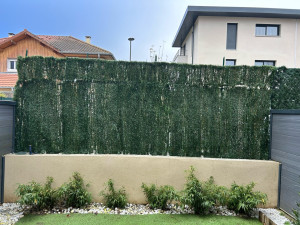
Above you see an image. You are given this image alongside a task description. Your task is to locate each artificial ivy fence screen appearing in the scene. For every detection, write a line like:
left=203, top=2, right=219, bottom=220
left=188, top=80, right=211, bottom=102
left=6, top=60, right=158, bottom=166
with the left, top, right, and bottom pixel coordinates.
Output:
left=15, top=57, right=273, bottom=159
left=271, top=67, right=300, bottom=109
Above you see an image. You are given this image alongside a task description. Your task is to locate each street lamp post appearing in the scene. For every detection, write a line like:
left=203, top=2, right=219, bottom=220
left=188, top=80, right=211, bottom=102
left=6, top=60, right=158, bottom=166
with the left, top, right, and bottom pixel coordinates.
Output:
left=128, top=37, right=134, bottom=61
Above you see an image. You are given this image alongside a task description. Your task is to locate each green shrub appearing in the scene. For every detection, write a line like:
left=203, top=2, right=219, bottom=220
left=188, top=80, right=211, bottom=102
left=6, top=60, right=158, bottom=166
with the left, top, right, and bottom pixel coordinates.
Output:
left=293, top=208, right=300, bottom=225
left=100, top=179, right=127, bottom=209
left=58, top=172, right=91, bottom=208
left=292, top=183, right=300, bottom=225
left=180, top=167, right=215, bottom=215
left=227, top=182, right=267, bottom=215
left=202, top=176, right=229, bottom=206
left=0, top=92, right=7, bottom=98
left=141, top=183, right=177, bottom=210
left=16, top=177, right=57, bottom=210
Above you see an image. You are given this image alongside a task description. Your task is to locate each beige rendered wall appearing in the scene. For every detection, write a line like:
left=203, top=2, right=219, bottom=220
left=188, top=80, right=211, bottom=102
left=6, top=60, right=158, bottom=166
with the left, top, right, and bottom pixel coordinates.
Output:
left=180, top=16, right=300, bottom=68
left=4, top=154, right=279, bottom=207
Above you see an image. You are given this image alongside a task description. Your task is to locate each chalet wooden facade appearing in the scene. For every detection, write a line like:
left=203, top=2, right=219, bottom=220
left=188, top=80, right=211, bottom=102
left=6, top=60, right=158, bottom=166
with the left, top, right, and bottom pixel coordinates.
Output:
left=0, top=29, right=115, bottom=97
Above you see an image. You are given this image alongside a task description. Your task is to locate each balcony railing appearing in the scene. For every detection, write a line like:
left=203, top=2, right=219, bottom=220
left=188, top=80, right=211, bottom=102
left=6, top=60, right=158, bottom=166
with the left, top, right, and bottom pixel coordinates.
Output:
left=173, top=50, right=188, bottom=64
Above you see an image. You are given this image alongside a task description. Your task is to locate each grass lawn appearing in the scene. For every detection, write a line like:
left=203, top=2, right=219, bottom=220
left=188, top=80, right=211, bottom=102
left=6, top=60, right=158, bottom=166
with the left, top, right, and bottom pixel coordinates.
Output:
left=16, top=214, right=262, bottom=225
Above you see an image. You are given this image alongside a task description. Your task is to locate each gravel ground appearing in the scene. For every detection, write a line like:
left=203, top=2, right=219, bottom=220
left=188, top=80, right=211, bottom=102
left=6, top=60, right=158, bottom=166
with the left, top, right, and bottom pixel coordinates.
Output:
left=0, top=202, right=293, bottom=225
left=0, top=203, right=24, bottom=225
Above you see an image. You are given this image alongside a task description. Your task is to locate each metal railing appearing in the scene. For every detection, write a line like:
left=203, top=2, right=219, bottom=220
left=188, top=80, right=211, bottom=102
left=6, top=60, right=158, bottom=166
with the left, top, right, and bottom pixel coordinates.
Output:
left=0, top=97, right=13, bottom=101
left=173, top=49, right=180, bottom=62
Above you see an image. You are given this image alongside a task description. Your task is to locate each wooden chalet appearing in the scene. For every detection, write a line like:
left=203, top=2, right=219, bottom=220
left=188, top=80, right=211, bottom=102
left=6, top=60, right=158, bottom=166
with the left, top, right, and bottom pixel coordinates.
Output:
left=0, top=29, right=115, bottom=97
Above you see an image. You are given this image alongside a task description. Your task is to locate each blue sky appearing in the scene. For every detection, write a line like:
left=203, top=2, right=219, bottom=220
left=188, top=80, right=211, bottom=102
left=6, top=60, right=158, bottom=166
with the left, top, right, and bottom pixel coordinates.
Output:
left=1, top=0, right=300, bottom=62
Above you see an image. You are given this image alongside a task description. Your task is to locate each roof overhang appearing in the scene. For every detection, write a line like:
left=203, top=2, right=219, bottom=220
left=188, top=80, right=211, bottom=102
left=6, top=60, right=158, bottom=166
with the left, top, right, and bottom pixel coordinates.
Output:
left=0, top=72, right=18, bottom=74
left=62, top=52, right=116, bottom=60
left=172, top=6, right=300, bottom=47
left=0, top=29, right=62, bottom=55
left=0, top=86, right=14, bottom=89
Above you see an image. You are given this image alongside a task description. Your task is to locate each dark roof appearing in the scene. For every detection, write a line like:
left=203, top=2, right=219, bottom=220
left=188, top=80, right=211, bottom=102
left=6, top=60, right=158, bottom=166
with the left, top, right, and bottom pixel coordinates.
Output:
left=173, top=6, right=300, bottom=47
left=37, top=35, right=113, bottom=55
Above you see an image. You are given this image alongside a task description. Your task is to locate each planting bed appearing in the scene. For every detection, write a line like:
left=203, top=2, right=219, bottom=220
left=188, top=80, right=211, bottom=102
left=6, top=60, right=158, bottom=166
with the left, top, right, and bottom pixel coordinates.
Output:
left=0, top=202, right=293, bottom=225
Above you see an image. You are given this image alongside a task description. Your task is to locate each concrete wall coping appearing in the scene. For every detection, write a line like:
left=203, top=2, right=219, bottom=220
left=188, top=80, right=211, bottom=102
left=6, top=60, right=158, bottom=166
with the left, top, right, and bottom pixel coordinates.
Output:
left=5, top=153, right=280, bottom=164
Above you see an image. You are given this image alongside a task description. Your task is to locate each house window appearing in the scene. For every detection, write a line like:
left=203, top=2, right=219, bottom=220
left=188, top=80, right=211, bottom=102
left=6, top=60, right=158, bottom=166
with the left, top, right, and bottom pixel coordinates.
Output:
left=7, top=59, right=17, bottom=72
left=180, top=45, right=186, bottom=56
left=255, top=60, right=276, bottom=66
left=256, top=24, right=280, bottom=36
left=226, top=59, right=236, bottom=66
left=226, top=23, right=238, bottom=50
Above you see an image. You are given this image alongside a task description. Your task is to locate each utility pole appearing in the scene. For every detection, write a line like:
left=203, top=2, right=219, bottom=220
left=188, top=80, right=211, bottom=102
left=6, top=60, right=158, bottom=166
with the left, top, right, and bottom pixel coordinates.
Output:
left=128, top=37, right=134, bottom=61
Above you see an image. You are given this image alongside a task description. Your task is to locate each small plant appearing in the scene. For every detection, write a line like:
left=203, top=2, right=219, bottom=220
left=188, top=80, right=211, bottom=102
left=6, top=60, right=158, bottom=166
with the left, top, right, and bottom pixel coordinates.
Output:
left=16, top=177, right=57, bottom=210
left=180, top=166, right=215, bottom=215
left=227, top=182, right=267, bottom=215
left=0, top=92, right=6, bottom=98
left=58, top=172, right=91, bottom=208
left=141, top=183, right=177, bottom=210
left=202, top=176, right=229, bottom=206
left=292, top=182, right=300, bottom=225
left=100, top=179, right=127, bottom=209
left=293, top=204, right=300, bottom=225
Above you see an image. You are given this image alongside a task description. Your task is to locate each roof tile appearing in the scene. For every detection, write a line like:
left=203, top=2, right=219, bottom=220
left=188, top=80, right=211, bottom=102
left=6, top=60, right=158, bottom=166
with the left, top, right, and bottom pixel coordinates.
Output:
left=0, top=74, right=18, bottom=87
left=0, top=37, right=9, bottom=44
left=37, top=35, right=113, bottom=55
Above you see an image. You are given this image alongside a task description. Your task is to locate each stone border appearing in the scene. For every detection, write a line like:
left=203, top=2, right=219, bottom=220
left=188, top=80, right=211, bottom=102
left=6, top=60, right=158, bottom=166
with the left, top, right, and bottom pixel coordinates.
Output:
left=259, top=211, right=277, bottom=225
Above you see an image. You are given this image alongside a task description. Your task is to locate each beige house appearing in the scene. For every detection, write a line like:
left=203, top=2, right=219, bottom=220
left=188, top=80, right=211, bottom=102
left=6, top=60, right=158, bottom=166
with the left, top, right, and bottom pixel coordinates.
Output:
left=172, top=6, right=300, bottom=67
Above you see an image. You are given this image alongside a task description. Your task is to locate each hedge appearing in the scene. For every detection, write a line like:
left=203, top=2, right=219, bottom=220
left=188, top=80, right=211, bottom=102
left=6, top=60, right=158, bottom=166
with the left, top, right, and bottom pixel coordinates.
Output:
left=271, top=67, right=300, bottom=109
left=14, top=56, right=294, bottom=159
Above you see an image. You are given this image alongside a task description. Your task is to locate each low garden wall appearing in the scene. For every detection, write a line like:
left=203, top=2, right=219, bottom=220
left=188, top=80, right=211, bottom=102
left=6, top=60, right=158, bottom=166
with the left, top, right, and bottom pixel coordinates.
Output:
left=4, top=154, right=279, bottom=207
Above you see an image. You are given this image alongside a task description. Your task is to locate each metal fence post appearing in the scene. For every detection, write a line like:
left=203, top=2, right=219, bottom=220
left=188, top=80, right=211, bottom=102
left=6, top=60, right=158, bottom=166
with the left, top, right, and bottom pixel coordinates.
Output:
left=1, top=156, right=5, bottom=204
left=277, top=163, right=282, bottom=209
